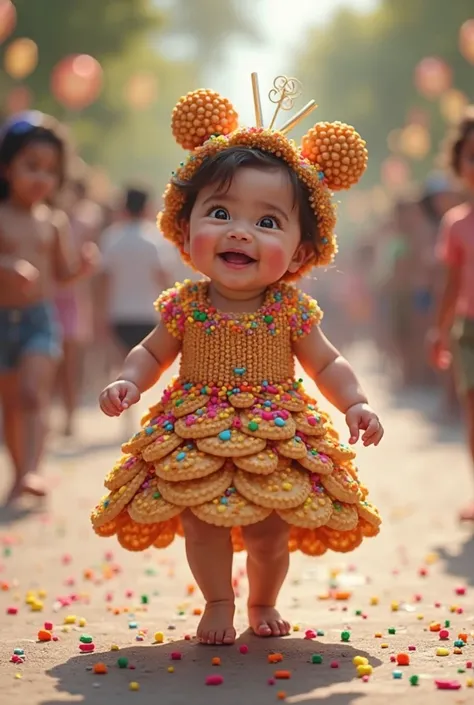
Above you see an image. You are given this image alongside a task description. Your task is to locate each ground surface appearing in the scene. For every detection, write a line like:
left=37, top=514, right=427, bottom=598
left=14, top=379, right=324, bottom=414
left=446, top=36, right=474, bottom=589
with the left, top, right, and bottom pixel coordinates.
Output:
left=0, top=347, right=473, bottom=705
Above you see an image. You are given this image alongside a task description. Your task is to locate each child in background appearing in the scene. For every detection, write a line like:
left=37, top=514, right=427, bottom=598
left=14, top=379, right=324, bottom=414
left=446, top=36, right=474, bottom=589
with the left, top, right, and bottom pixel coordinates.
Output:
left=0, top=112, right=98, bottom=503
left=92, top=80, right=383, bottom=645
left=430, top=108, right=474, bottom=521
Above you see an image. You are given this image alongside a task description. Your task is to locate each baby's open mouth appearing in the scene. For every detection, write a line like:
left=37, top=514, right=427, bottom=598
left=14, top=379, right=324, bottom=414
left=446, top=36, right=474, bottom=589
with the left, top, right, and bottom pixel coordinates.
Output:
left=218, top=251, right=257, bottom=265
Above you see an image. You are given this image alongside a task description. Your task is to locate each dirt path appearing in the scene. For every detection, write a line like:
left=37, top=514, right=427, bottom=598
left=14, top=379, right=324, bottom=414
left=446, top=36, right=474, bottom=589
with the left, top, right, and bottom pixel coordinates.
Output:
left=0, top=347, right=473, bottom=705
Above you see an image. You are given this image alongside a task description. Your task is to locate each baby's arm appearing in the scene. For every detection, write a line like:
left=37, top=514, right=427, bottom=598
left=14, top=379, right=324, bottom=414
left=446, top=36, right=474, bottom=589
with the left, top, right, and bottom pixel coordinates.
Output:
left=294, top=327, right=383, bottom=446
left=99, top=322, right=181, bottom=417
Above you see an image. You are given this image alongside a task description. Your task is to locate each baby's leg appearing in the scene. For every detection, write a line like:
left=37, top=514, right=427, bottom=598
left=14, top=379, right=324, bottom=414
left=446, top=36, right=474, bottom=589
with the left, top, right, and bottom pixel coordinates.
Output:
left=181, top=510, right=236, bottom=645
left=242, top=513, right=291, bottom=637
left=0, top=371, right=25, bottom=503
left=18, top=353, right=57, bottom=495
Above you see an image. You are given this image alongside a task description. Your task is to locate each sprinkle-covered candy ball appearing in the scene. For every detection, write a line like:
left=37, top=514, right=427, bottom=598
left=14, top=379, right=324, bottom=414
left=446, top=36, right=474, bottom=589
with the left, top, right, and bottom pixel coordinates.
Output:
left=301, top=122, right=368, bottom=191
left=171, top=89, right=239, bottom=150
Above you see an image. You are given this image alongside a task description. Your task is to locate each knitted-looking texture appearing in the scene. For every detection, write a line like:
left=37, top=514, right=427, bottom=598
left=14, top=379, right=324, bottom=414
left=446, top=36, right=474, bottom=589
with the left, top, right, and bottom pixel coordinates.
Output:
left=91, top=281, right=381, bottom=555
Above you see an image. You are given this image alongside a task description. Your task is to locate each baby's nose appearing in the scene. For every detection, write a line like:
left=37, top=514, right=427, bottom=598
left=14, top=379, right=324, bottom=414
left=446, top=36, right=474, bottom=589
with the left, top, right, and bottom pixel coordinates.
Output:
left=228, top=228, right=251, bottom=241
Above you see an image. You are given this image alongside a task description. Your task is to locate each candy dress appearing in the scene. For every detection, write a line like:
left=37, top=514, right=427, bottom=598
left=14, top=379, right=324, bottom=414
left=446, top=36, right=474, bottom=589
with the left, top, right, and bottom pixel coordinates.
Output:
left=91, top=280, right=381, bottom=554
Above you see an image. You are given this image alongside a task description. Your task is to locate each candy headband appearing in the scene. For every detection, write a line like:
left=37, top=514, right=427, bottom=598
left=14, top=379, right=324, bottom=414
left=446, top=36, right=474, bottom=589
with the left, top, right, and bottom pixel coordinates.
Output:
left=158, top=74, right=368, bottom=277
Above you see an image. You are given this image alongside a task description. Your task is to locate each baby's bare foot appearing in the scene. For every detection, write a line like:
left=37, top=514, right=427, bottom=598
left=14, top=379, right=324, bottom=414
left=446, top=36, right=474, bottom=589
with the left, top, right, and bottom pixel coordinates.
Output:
left=21, top=473, right=48, bottom=498
left=248, top=605, right=290, bottom=637
left=197, top=600, right=236, bottom=645
left=459, top=501, right=474, bottom=522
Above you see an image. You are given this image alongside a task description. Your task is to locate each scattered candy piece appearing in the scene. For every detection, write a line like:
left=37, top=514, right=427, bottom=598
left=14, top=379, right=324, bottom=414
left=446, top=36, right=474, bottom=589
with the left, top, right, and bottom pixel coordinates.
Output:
left=93, top=663, right=108, bottom=675
left=205, top=675, right=223, bottom=686
left=129, top=682, right=140, bottom=691
left=435, top=679, right=461, bottom=690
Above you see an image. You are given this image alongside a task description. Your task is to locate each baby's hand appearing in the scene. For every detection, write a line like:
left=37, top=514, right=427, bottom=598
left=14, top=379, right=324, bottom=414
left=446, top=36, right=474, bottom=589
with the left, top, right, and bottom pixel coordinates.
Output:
left=99, top=380, right=141, bottom=417
left=345, top=402, right=383, bottom=447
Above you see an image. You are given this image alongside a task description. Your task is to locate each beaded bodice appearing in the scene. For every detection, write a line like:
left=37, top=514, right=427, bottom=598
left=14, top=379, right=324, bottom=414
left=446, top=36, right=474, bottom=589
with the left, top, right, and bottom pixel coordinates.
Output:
left=156, top=280, right=322, bottom=386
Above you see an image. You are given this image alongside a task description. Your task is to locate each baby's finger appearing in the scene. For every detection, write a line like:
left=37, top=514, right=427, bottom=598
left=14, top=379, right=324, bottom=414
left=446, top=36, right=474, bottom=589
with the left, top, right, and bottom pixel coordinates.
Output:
left=346, top=416, right=360, bottom=444
left=361, top=417, right=379, bottom=440
left=100, top=398, right=121, bottom=417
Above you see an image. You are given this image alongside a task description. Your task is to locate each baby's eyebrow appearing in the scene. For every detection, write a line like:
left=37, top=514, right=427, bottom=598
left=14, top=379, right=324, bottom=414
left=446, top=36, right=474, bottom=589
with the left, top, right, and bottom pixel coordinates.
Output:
left=257, top=201, right=289, bottom=222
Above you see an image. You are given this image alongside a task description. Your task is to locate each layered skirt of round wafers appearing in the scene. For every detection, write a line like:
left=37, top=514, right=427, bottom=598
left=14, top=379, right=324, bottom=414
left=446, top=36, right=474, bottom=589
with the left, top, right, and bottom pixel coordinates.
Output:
left=91, top=381, right=381, bottom=555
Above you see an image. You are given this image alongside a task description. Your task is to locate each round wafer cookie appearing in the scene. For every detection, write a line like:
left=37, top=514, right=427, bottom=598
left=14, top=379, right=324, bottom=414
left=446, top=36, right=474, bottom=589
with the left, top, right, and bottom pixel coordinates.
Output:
left=278, top=482, right=333, bottom=528
left=105, top=455, right=147, bottom=491
left=128, top=477, right=182, bottom=523
left=357, top=500, right=382, bottom=528
left=153, top=519, right=179, bottom=548
left=228, top=392, right=256, bottom=408
left=154, top=442, right=224, bottom=481
left=234, top=464, right=311, bottom=509
left=174, top=404, right=235, bottom=439
left=196, top=429, right=266, bottom=457
left=122, top=414, right=176, bottom=454
left=298, top=447, right=334, bottom=475
left=320, top=467, right=363, bottom=504
left=276, top=435, right=307, bottom=459
left=319, top=525, right=363, bottom=553
left=315, top=437, right=356, bottom=463
left=156, top=463, right=233, bottom=507
left=91, top=469, right=148, bottom=528
left=142, top=432, right=182, bottom=462
left=272, top=393, right=306, bottom=412
left=117, top=517, right=162, bottom=551
left=241, top=408, right=296, bottom=440
left=233, top=447, right=278, bottom=474
left=359, top=517, right=380, bottom=538
left=294, top=407, right=327, bottom=437
left=298, top=528, right=328, bottom=556
left=92, top=509, right=128, bottom=537
left=191, top=487, right=271, bottom=527
left=326, top=501, right=358, bottom=531
left=170, top=394, right=209, bottom=418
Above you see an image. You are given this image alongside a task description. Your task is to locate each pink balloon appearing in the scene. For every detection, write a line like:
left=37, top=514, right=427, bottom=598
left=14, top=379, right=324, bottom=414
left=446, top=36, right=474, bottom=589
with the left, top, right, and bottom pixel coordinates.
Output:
left=459, top=19, right=474, bottom=63
left=51, top=54, right=103, bottom=110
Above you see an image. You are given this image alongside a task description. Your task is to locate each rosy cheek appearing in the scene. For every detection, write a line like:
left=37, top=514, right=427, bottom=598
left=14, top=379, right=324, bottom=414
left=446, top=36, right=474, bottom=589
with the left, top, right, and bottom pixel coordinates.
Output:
left=190, top=230, right=216, bottom=259
left=259, top=240, right=289, bottom=271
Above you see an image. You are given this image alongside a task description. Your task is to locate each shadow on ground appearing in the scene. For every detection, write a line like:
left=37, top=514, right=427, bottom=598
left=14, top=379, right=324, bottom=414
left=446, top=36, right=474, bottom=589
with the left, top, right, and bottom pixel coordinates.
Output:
left=435, top=533, right=474, bottom=587
left=43, top=633, right=380, bottom=705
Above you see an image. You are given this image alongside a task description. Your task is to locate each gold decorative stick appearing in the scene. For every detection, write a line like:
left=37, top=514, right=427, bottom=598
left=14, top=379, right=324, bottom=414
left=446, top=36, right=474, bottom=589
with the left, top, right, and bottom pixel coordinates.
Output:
left=251, top=73, right=264, bottom=128
left=268, top=75, right=302, bottom=130
left=279, top=100, right=318, bottom=135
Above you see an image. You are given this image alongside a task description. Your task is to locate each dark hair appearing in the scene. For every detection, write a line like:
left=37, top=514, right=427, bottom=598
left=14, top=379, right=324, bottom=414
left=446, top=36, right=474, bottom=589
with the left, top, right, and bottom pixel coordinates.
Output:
left=172, top=147, right=318, bottom=244
left=450, top=109, right=474, bottom=176
left=125, top=187, right=149, bottom=216
left=0, top=117, right=67, bottom=201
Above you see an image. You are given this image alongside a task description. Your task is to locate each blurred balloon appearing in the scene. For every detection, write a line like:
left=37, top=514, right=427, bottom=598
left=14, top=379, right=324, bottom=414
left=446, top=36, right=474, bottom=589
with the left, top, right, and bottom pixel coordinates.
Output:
left=440, top=89, right=469, bottom=124
left=414, top=57, right=452, bottom=99
left=381, top=156, right=410, bottom=190
left=4, top=38, right=38, bottom=79
left=124, top=72, right=158, bottom=109
left=51, top=54, right=103, bottom=110
left=5, top=85, right=33, bottom=114
left=399, top=123, right=431, bottom=160
left=406, top=107, right=430, bottom=127
left=459, top=19, right=474, bottom=64
left=0, top=0, right=16, bottom=44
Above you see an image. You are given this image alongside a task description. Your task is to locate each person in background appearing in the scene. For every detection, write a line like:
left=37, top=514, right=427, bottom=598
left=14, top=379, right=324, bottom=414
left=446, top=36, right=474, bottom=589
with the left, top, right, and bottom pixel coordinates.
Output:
left=54, top=176, right=103, bottom=436
left=97, top=187, right=169, bottom=429
left=429, top=109, right=474, bottom=521
left=0, top=112, right=98, bottom=503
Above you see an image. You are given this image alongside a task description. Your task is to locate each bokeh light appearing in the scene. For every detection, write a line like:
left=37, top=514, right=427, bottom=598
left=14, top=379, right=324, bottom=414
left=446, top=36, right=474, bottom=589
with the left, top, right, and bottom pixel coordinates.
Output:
left=124, top=72, right=158, bottom=109
left=399, top=123, right=431, bottom=160
left=440, top=88, right=469, bottom=124
left=0, top=0, right=16, bottom=44
left=380, top=155, right=411, bottom=190
left=414, top=57, right=452, bottom=99
left=51, top=54, right=103, bottom=110
left=4, top=38, right=38, bottom=79
left=5, top=85, right=32, bottom=114
left=459, top=19, right=474, bottom=64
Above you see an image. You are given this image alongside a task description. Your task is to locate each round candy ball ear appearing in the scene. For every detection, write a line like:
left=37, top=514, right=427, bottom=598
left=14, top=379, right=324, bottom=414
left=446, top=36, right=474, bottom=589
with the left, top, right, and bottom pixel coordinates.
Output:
left=301, top=121, right=368, bottom=191
left=171, top=89, right=239, bottom=151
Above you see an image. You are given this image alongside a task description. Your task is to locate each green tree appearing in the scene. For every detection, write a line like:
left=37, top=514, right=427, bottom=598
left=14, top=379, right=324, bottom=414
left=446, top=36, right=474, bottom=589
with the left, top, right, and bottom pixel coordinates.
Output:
left=295, top=0, right=474, bottom=188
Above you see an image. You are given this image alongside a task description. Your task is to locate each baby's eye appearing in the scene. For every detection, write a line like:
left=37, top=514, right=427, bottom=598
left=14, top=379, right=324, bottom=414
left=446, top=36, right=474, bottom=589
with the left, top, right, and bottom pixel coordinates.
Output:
left=208, top=207, right=229, bottom=220
left=257, top=216, right=280, bottom=229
